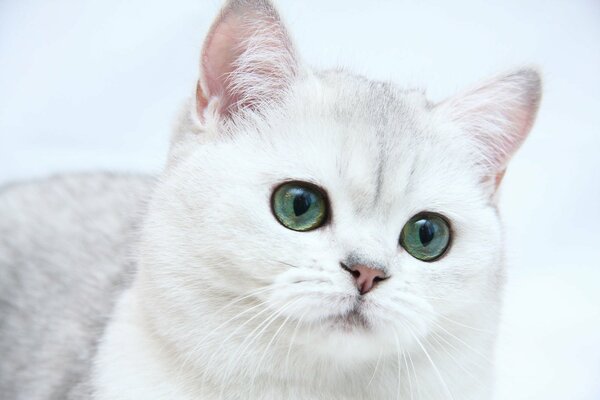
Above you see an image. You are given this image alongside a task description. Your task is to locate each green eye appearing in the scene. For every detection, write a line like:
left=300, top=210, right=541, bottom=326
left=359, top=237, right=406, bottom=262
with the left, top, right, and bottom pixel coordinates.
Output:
left=400, top=213, right=451, bottom=261
left=272, top=182, right=328, bottom=232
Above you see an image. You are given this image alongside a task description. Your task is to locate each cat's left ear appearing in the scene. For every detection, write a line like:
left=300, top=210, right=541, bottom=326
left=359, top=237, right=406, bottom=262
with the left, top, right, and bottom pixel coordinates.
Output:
left=196, top=0, right=299, bottom=123
left=435, top=68, right=542, bottom=190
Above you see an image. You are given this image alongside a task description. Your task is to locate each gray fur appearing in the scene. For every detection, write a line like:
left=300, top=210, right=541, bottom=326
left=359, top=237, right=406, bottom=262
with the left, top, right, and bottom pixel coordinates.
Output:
left=0, top=174, right=153, bottom=399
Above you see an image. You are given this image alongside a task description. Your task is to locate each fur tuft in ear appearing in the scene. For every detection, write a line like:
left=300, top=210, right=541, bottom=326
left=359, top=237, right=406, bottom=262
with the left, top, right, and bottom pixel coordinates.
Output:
left=436, top=68, right=542, bottom=187
left=196, top=0, right=299, bottom=122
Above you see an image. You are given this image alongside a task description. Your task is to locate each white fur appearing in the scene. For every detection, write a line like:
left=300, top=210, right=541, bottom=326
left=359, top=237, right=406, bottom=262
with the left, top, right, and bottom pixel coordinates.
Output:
left=92, top=1, right=541, bottom=399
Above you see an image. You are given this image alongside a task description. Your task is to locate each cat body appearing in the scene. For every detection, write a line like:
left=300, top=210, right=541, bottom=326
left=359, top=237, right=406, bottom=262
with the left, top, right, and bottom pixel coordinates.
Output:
left=0, top=1, right=541, bottom=399
left=0, top=175, right=151, bottom=399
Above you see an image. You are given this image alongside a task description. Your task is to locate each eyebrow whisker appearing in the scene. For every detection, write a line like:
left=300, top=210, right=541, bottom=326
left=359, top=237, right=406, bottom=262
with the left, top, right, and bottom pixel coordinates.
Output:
left=277, top=260, right=301, bottom=269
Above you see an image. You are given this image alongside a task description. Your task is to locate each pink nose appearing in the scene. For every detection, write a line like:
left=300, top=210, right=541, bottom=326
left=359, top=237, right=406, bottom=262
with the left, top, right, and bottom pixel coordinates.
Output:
left=341, top=263, right=388, bottom=295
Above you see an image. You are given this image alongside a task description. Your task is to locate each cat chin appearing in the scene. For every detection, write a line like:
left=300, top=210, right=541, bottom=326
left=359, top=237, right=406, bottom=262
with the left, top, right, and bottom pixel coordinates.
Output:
left=284, top=307, right=424, bottom=363
left=325, top=308, right=371, bottom=331
left=294, top=320, right=418, bottom=364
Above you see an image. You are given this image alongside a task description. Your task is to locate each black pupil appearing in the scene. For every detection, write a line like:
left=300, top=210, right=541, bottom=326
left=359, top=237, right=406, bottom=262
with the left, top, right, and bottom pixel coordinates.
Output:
left=418, top=220, right=435, bottom=247
left=293, top=191, right=312, bottom=216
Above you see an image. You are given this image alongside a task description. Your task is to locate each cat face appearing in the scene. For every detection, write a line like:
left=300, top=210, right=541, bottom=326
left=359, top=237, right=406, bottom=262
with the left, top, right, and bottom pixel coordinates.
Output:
left=139, top=0, right=540, bottom=367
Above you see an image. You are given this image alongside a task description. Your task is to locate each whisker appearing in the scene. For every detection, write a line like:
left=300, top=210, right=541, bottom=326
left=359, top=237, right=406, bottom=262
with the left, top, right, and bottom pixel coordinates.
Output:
left=285, top=307, right=310, bottom=378
left=405, top=322, right=455, bottom=400
left=426, top=333, right=476, bottom=379
left=419, top=295, right=481, bottom=304
left=182, top=284, right=289, bottom=384
left=426, top=332, right=490, bottom=394
left=430, top=320, right=492, bottom=363
left=429, top=330, right=489, bottom=371
left=277, top=260, right=301, bottom=269
left=401, top=350, right=414, bottom=400
left=392, top=329, right=402, bottom=400
left=249, top=298, right=302, bottom=395
left=181, top=298, right=270, bottom=379
left=198, top=301, right=276, bottom=396
left=367, top=347, right=383, bottom=388
left=406, top=343, right=421, bottom=399
left=434, top=313, right=495, bottom=334
left=218, top=298, right=298, bottom=398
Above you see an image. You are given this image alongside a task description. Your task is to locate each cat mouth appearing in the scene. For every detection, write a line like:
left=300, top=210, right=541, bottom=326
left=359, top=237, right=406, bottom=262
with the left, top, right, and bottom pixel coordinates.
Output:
left=327, top=307, right=370, bottom=331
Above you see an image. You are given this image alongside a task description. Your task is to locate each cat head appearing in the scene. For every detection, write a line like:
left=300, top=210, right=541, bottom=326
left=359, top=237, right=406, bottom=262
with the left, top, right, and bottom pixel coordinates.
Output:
left=139, top=0, right=541, bottom=369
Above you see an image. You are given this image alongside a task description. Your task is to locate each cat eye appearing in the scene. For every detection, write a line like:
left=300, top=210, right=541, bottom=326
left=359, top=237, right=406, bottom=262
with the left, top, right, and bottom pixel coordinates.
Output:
left=400, top=212, right=451, bottom=261
left=271, top=182, right=328, bottom=232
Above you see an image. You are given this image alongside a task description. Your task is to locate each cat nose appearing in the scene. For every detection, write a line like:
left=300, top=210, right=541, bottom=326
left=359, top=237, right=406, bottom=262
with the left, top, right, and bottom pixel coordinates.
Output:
left=340, top=262, right=388, bottom=295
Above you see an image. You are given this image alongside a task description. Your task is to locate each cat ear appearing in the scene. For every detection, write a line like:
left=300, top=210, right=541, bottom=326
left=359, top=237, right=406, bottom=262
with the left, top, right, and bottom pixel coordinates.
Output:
left=196, top=0, right=299, bottom=122
left=436, top=68, right=542, bottom=189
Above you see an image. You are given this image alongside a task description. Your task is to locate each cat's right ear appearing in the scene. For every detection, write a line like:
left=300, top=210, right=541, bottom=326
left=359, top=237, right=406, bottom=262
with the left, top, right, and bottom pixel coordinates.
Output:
left=435, top=68, right=542, bottom=192
left=196, top=0, right=299, bottom=123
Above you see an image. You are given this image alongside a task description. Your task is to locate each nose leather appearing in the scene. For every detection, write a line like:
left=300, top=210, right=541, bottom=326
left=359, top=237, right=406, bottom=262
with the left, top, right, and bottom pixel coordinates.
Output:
left=341, top=262, right=388, bottom=295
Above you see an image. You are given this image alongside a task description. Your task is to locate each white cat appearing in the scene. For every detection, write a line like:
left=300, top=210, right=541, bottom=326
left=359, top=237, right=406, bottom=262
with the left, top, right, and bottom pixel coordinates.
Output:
left=0, top=0, right=541, bottom=399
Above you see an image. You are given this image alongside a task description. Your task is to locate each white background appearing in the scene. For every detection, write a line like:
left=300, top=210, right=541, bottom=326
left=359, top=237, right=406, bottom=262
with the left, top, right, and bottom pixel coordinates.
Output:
left=1, top=1, right=599, bottom=399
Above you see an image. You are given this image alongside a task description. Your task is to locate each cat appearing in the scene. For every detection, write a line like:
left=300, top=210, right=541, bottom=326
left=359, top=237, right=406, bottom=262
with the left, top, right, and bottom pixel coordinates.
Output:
left=0, top=0, right=541, bottom=399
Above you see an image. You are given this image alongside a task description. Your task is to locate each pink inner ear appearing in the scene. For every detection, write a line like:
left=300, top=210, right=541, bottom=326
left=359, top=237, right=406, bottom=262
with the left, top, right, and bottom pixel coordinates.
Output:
left=495, top=169, right=506, bottom=188
left=438, top=69, right=542, bottom=182
left=199, top=15, right=244, bottom=115
left=195, top=82, right=209, bottom=119
left=195, top=2, right=298, bottom=122
left=474, top=88, right=538, bottom=171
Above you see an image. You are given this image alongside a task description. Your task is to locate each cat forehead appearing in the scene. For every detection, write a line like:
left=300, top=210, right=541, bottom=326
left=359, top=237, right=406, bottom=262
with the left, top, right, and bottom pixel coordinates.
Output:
left=264, top=71, right=438, bottom=158
left=273, top=73, right=454, bottom=165
left=295, top=71, right=431, bottom=131
left=227, top=72, right=475, bottom=208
